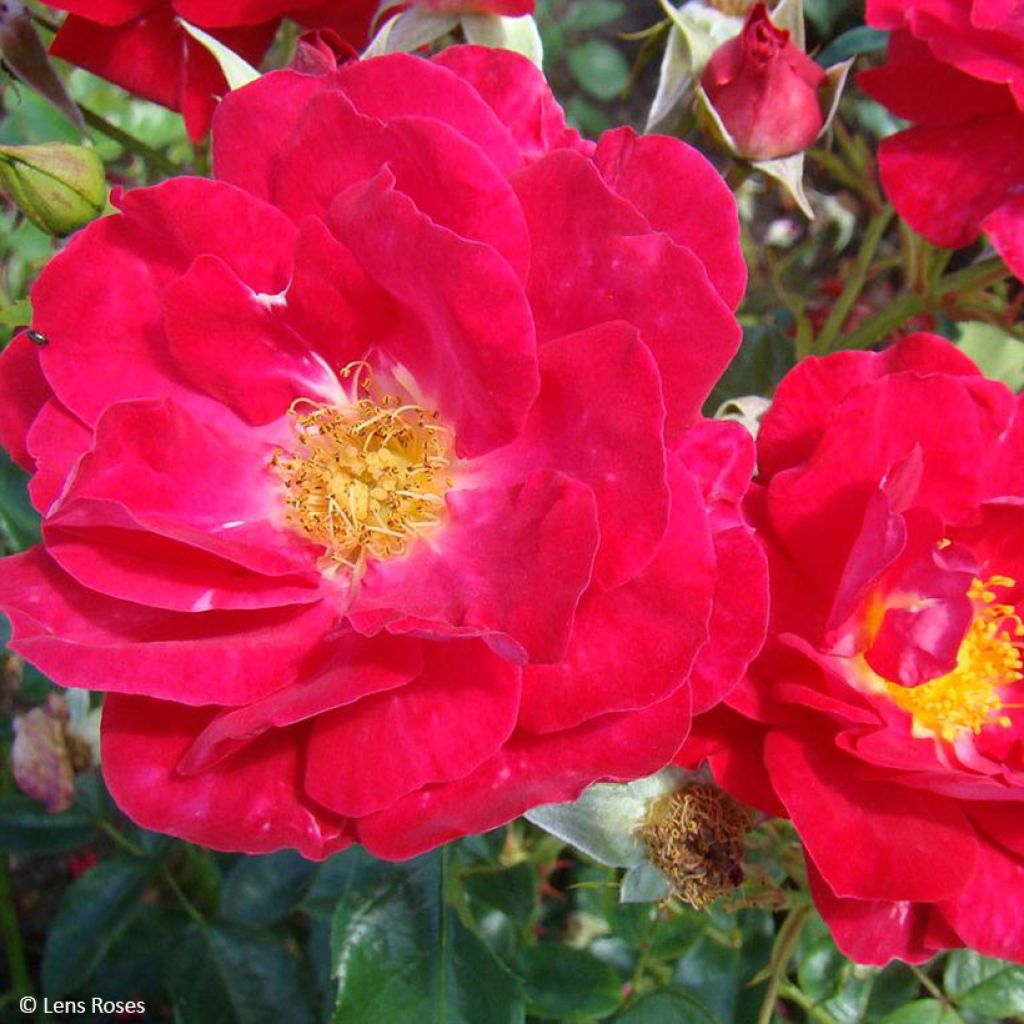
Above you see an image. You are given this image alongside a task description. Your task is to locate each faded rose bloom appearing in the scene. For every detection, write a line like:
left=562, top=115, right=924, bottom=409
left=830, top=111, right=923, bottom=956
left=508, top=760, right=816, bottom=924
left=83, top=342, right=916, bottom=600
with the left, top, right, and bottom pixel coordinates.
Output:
left=685, top=335, right=1024, bottom=964
left=860, top=0, right=1024, bottom=279
left=700, top=2, right=825, bottom=160
left=0, top=48, right=764, bottom=860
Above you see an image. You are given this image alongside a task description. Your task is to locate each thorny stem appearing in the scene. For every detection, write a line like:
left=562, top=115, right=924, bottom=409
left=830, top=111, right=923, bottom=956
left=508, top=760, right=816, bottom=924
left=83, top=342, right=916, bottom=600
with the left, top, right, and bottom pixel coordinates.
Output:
left=839, top=257, right=1011, bottom=351
left=78, top=106, right=180, bottom=178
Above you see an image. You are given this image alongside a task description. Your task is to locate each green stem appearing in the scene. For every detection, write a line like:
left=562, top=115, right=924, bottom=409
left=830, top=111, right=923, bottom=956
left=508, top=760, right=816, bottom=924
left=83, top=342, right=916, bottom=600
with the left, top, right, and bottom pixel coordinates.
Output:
left=776, top=982, right=843, bottom=1024
left=814, top=207, right=894, bottom=354
left=161, top=867, right=205, bottom=926
left=78, top=107, right=180, bottom=178
left=0, top=857, right=33, bottom=1001
left=0, top=752, right=33, bottom=1003
left=756, top=905, right=811, bottom=1024
left=804, top=148, right=877, bottom=208
left=97, top=819, right=146, bottom=858
left=838, top=257, right=1011, bottom=352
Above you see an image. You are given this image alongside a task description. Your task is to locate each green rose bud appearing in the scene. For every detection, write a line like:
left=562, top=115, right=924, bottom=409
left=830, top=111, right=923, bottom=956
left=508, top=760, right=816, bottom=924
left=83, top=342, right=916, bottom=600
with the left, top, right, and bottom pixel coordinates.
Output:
left=0, top=143, right=106, bottom=236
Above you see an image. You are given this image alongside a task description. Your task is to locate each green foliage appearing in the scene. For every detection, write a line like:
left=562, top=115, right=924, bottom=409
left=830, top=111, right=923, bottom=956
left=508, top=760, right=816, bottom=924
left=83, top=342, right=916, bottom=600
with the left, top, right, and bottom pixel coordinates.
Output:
left=0, top=794, right=93, bottom=854
left=954, top=321, right=1024, bottom=391
left=944, top=951, right=1024, bottom=1018
left=330, top=849, right=525, bottom=1024
left=41, top=856, right=155, bottom=996
left=567, top=40, right=630, bottom=101
left=168, top=920, right=318, bottom=1024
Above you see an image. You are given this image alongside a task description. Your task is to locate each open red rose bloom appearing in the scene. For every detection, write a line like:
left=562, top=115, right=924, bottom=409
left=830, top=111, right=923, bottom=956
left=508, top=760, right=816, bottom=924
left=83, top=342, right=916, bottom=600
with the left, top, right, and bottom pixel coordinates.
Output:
left=687, top=334, right=1024, bottom=963
left=860, top=0, right=1024, bottom=278
left=0, top=48, right=767, bottom=859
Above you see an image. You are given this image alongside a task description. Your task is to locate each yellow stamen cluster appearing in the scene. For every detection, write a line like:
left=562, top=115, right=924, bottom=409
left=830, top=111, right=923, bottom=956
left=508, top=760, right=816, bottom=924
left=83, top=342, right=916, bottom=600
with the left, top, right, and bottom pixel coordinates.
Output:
left=272, top=379, right=451, bottom=570
left=636, top=785, right=751, bottom=910
left=884, top=576, right=1023, bottom=742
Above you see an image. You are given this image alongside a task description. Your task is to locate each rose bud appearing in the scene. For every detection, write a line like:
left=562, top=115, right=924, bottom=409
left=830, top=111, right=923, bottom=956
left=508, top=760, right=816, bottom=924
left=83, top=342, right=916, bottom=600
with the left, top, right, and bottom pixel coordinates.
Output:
left=700, top=2, right=826, bottom=160
left=0, top=143, right=106, bottom=236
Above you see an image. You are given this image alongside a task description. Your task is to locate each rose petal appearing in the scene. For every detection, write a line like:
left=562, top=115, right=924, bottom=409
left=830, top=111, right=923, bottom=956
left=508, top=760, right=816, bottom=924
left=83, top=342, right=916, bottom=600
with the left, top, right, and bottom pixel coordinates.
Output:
left=306, top=639, right=521, bottom=817
left=0, top=548, right=337, bottom=705
left=0, top=332, right=50, bottom=471
left=356, top=684, right=693, bottom=860
left=102, top=694, right=350, bottom=858
left=327, top=171, right=538, bottom=456
left=515, top=149, right=741, bottom=439
left=592, top=128, right=746, bottom=309
left=765, top=730, right=978, bottom=902
left=518, top=457, right=713, bottom=732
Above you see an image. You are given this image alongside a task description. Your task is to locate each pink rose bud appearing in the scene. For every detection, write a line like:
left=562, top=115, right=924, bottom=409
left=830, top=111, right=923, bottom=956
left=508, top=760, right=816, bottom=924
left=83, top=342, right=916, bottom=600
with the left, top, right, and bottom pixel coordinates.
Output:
left=701, top=3, right=826, bottom=160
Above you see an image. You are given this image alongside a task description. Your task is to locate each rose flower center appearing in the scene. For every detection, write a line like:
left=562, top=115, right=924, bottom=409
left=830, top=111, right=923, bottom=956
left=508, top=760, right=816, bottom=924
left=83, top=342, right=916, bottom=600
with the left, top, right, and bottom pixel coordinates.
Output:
left=884, top=576, right=1024, bottom=742
left=272, top=374, right=452, bottom=570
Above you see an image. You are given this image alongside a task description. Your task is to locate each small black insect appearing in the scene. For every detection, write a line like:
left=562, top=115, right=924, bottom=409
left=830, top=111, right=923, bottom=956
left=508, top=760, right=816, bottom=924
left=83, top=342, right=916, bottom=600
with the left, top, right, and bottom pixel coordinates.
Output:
left=25, top=329, right=48, bottom=346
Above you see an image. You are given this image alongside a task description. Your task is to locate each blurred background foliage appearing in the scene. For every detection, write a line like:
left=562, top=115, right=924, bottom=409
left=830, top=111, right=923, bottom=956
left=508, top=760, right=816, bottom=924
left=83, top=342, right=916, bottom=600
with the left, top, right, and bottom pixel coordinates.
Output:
left=1, top=1, right=1023, bottom=1022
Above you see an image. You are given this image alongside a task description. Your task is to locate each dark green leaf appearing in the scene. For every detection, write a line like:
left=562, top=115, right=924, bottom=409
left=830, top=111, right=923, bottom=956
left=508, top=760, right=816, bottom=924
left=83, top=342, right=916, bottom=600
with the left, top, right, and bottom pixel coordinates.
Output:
left=462, top=861, right=537, bottom=922
left=817, top=27, right=888, bottom=67
left=672, top=909, right=774, bottom=1024
left=220, top=849, right=315, bottom=925
left=565, top=94, right=610, bottom=136
left=563, top=0, right=626, bottom=31
left=167, top=920, right=317, bottom=1024
left=91, top=905, right=192, bottom=1001
left=803, top=0, right=853, bottom=35
left=0, top=793, right=94, bottom=853
left=864, top=962, right=922, bottom=1021
left=797, top=934, right=846, bottom=1003
left=331, top=849, right=524, bottom=1024
left=299, top=846, right=377, bottom=919
left=0, top=449, right=40, bottom=552
left=455, top=827, right=507, bottom=863
left=615, top=990, right=717, bottom=1024
left=944, top=951, right=1024, bottom=1017
left=41, top=855, right=153, bottom=995
left=704, top=321, right=795, bottom=414
left=647, top=907, right=709, bottom=962
left=568, top=40, right=630, bottom=100
left=513, top=945, right=621, bottom=1020
left=876, top=1000, right=951, bottom=1024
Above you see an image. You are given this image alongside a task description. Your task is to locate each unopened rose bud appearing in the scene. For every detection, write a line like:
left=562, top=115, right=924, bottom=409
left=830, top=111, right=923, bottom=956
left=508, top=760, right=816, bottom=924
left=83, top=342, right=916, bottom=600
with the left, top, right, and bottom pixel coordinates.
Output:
left=0, top=143, right=106, bottom=236
left=700, top=3, right=825, bottom=160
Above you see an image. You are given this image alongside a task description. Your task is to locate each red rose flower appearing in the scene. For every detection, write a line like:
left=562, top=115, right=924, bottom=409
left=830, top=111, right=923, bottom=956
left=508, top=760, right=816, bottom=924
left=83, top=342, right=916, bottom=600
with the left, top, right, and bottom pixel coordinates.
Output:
left=0, top=48, right=763, bottom=860
left=860, top=0, right=1024, bottom=279
left=48, top=0, right=287, bottom=140
left=700, top=3, right=827, bottom=160
left=47, top=1, right=536, bottom=140
left=685, top=334, right=1024, bottom=964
